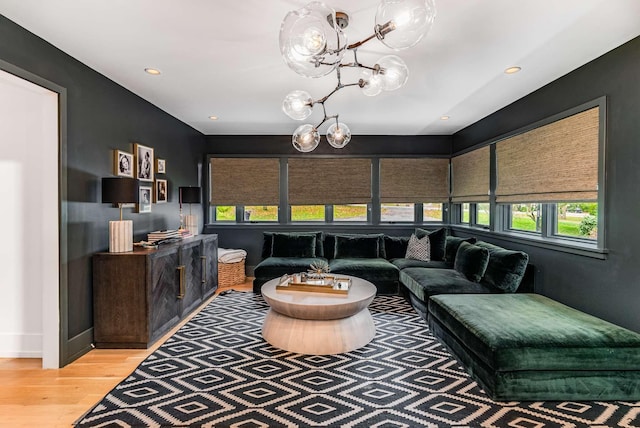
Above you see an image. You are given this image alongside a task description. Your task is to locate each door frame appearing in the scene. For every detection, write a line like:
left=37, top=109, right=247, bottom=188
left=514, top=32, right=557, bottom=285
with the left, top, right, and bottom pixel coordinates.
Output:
left=0, top=59, right=68, bottom=368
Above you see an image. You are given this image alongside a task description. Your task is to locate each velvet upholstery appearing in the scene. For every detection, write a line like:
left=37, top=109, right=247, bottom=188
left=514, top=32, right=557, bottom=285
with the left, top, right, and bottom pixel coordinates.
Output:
left=253, top=257, right=327, bottom=283
left=453, top=241, right=490, bottom=282
left=390, top=259, right=449, bottom=270
left=429, top=294, right=640, bottom=401
left=262, top=231, right=324, bottom=258
left=414, top=227, right=447, bottom=261
left=400, top=268, right=492, bottom=302
left=334, top=234, right=382, bottom=259
left=271, top=233, right=316, bottom=258
left=329, top=258, right=399, bottom=294
left=476, top=241, right=529, bottom=292
left=382, top=236, right=409, bottom=260
left=444, top=236, right=477, bottom=265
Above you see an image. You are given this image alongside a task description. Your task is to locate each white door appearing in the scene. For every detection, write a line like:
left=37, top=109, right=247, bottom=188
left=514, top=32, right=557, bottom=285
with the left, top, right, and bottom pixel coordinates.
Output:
left=0, top=69, right=60, bottom=368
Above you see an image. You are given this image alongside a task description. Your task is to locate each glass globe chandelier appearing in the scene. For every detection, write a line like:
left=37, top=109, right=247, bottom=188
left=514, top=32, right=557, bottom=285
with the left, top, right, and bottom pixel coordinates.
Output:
left=280, top=0, right=436, bottom=152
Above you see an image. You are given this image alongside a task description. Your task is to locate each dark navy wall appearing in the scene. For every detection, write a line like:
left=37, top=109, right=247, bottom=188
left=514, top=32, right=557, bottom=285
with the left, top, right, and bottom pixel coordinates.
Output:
left=0, top=16, right=205, bottom=364
left=453, top=36, right=640, bottom=332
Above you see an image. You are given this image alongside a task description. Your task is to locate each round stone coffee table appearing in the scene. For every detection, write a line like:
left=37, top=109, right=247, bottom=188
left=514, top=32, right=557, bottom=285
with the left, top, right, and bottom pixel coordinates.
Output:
left=261, top=275, right=377, bottom=355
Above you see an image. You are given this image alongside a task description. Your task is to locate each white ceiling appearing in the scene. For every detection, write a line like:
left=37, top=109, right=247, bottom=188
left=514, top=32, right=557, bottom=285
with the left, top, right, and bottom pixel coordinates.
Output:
left=1, top=0, right=639, bottom=136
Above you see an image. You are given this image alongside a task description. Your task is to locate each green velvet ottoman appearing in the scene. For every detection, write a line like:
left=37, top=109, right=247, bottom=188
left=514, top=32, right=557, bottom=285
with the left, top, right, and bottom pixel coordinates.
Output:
left=428, top=293, right=640, bottom=401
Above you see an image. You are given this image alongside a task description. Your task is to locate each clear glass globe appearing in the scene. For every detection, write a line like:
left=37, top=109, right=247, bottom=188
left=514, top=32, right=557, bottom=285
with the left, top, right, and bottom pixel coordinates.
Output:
left=378, top=55, right=408, bottom=91
left=292, top=124, right=320, bottom=152
left=280, top=2, right=348, bottom=78
left=375, top=0, right=436, bottom=50
left=360, top=69, right=383, bottom=96
left=326, top=122, right=351, bottom=148
left=282, top=90, right=313, bottom=120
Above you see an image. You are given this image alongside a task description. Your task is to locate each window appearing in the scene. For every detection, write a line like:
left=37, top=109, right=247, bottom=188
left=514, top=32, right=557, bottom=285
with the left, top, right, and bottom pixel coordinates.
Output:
left=381, top=203, right=415, bottom=222
left=554, top=202, right=598, bottom=240
left=423, top=203, right=443, bottom=222
left=291, top=205, right=324, bottom=222
left=476, top=203, right=490, bottom=226
left=461, top=203, right=470, bottom=224
left=244, top=205, right=278, bottom=222
left=379, top=158, right=449, bottom=223
left=493, top=102, right=604, bottom=250
left=334, top=204, right=368, bottom=222
left=210, top=158, right=280, bottom=222
left=508, top=203, right=542, bottom=233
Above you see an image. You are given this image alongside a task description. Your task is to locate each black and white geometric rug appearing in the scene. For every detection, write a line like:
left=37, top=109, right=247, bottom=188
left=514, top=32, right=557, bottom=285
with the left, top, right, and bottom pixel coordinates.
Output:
left=75, top=291, right=640, bottom=427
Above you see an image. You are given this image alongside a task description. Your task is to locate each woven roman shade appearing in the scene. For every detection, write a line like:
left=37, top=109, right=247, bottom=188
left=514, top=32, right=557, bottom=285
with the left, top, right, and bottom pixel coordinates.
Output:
left=379, top=158, right=449, bottom=203
left=451, top=146, right=490, bottom=203
left=496, top=107, right=599, bottom=203
left=210, top=158, right=279, bottom=205
left=288, top=158, right=371, bottom=205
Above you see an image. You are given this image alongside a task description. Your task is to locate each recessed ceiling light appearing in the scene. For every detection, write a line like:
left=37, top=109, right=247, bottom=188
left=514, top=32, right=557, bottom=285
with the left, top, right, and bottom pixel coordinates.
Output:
left=208, top=116, right=218, bottom=120
left=504, top=66, right=522, bottom=74
left=144, top=68, right=161, bottom=75
left=440, top=115, right=450, bottom=120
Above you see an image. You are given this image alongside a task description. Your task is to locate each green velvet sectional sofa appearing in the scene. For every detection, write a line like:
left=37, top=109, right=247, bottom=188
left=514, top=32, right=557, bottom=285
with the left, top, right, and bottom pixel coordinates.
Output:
left=252, top=229, right=532, bottom=303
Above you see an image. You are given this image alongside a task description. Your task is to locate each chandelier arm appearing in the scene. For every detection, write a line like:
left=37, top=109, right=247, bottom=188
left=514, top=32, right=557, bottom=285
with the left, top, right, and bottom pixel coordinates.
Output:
left=346, top=32, right=378, bottom=50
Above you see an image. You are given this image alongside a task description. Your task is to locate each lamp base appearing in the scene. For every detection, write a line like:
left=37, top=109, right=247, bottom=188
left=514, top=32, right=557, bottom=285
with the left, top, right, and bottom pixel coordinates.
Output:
left=109, top=220, right=133, bottom=253
left=185, top=214, right=199, bottom=236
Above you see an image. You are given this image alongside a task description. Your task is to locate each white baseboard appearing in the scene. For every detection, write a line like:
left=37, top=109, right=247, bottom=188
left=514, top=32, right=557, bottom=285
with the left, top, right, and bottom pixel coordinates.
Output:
left=0, top=333, right=42, bottom=358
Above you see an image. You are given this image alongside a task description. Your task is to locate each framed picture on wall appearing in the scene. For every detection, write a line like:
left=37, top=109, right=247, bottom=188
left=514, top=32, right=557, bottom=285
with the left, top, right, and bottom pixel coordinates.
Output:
left=155, top=179, right=167, bottom=203
left=114, top=150, right=133, bottom=177
left=134, top=143, right=154, bottom=182
left=156, top=158, right=166, bottom=174
left=138, top=185, right=152, bottom=213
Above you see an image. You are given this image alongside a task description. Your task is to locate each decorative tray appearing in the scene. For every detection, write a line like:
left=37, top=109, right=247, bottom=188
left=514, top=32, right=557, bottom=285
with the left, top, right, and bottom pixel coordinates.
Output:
left=276, top=274, right=351, bottom=295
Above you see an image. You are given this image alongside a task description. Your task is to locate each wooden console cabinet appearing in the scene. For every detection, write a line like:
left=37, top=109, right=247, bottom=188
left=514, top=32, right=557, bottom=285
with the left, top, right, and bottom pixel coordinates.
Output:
left=92, top=234, right=218, bottom=348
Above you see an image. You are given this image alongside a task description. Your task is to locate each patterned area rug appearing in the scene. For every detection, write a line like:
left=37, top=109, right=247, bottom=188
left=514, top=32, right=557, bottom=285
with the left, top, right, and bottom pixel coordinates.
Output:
left=76, top=291, right=640, bottom=427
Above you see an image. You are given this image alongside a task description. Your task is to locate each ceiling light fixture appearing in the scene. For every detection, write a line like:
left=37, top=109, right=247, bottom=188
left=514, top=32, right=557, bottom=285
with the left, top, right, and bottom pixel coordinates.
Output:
left=144, top=68, right=161, bottom=75
left=280, top=0, right=436, bottom=152
left=504, top=66, right=521, bottom=74
left=440, top=115, right=450, bottom=120
left=208, top=115, right=218, bottom=120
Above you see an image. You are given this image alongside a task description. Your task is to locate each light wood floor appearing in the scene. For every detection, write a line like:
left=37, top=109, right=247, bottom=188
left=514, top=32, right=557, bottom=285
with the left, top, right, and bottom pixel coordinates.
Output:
left=0, top=279, right=254, bottom=428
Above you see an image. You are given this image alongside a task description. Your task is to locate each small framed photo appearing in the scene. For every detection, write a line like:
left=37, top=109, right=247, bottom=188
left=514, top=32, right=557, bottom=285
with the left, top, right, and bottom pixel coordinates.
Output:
left=156, top=158, right=166, bottom=174
left=155, top=179, right=167, bottom=203
left=134, top=143, right=154, bottom=182
left=138, top=185, right=152, bottom=213
left=114, top=150, right=133, bottom=177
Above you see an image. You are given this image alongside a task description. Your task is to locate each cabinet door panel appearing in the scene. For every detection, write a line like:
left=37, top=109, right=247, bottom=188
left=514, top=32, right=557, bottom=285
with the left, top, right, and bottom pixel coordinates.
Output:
left=149, top=251, right=180, bottom=342
left=179, top=241, right=203, bottom=316
left=202, top=236, right=218, bottom=298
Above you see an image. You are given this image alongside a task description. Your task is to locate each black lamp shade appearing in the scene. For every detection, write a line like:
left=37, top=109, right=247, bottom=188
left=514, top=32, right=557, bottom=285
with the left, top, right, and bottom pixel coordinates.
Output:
left=180, top=186, right=201, bottom=204
left=102, top=177, right=139, bottom=204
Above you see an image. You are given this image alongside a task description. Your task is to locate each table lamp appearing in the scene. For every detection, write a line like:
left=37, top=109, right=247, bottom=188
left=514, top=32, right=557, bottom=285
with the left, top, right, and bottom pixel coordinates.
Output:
left=102, top=177, right=139, bottom=252
left=179, top=186, right=201, bottom=236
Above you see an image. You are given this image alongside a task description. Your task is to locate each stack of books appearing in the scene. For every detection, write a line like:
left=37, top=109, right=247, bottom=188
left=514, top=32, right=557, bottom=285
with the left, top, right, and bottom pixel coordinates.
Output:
left=178, top=228, right=193, bottom=239
left=147, top=230, right=180, bottom=243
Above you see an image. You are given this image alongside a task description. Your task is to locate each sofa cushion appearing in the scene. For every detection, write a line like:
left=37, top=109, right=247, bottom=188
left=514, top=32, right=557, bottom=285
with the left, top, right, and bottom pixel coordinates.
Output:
left=400, top=267, right=492, bottom=302
left=444, top=236, right=477, bottom=265
left=262, top=231, right=324, bottom=258
left=332, top=233, right=383, bottom=259
left=271, top=232, right=316, bottom=258
left=329, top=258, right=399, bottom=282
left=391, top=258, right=449, bottom=270
left=476, top=241, right=529, bottom=292
left=454, top=241, right=490, bottom=282
left=405, top=233, right=431, bottom=261
left=254, top=257, right=327, bottom=280
left=415, top=227, right=447, bottom=261
left=383, top=236, right=409, bottom=260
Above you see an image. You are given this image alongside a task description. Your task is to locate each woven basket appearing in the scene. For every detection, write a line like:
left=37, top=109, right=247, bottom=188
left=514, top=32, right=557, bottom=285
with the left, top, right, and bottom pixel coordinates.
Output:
left=219, top=259, right=246, bottom=287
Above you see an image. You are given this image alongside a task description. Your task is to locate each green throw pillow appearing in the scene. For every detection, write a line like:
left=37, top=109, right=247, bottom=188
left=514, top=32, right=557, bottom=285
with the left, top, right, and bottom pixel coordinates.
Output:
left=444, top=236, right=477, bottom=264
left=333, top=234, right=382, bottom=258
left=262, top=231, right=324, bottom=258
left=476, top=242, right=529, bottom=292
left=415, top=227, right=447, bottom=261
left=383, top=235, right=410, bottom=259
left=271, top=233, right=317, bottom=258
left=454, top=241, right=490, bottom=282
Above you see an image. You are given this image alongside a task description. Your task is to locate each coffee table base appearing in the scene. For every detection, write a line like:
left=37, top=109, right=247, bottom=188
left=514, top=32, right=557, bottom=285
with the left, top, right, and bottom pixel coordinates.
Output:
left=262, top=308, right=376, bottom=355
